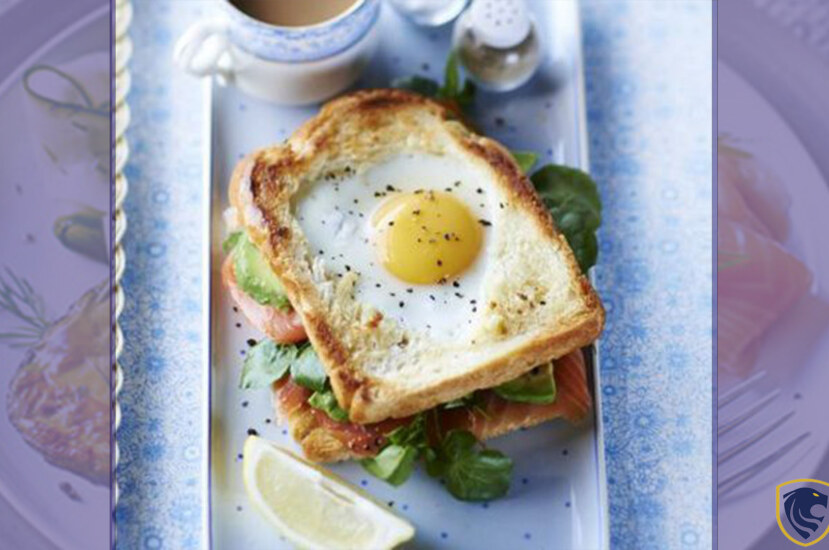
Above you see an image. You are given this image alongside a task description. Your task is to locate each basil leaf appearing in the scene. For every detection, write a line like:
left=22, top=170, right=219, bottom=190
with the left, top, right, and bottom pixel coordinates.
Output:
left=433, top=430, right=513, bottom=501
left=290, top=345, right=328, bottom=392
left=494, top=363, right=557, bottom=404
left=511, top=150, right=539, bottom=174
left=392, top=75, right=440, bottom=98
left=360, top=444, right=419, bottom=487
left=239, top=340, right=295, bottom=389
left=222, top=231, right=243, bottom=253
left=308, top=388, right=349, bottom=422
left=530, top=165, right=602, bottom=272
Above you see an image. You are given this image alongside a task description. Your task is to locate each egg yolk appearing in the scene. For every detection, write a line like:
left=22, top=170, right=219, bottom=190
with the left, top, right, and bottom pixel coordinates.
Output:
left=372, top=191, right=482, bottom=284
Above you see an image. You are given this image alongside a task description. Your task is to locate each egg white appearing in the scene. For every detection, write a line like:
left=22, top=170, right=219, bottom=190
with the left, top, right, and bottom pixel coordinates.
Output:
left=294, top=152, right=495, bottom=342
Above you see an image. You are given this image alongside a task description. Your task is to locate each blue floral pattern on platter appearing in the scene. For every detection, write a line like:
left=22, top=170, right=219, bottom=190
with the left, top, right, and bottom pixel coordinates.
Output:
left=116, top=1, right=712, bottom=549
left=225, top=0, right=380, bottom=62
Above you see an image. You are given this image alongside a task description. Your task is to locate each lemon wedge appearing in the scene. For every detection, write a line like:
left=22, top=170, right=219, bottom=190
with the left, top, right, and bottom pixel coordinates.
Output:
left=242, top=436, right=415, bottom=550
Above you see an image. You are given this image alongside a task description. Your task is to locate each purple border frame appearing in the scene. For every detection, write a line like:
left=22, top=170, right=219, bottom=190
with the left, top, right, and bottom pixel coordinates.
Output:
left=713, top=3, right=719, bottom=549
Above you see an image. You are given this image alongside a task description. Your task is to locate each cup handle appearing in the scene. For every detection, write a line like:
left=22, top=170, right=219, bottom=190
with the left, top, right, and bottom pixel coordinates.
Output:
left=173, top=19, right=233, bottom=84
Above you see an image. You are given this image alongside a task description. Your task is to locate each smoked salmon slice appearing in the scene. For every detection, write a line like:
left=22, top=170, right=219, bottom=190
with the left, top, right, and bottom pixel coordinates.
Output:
left=718, top=140, right=791, bottom=241
left=272, top=350, right=592, bottom=462
left=717, top=140, right=812, bottom=375
left=436, top=350, right=592, bottom=441
left=717, top=219, right=811, bottom=373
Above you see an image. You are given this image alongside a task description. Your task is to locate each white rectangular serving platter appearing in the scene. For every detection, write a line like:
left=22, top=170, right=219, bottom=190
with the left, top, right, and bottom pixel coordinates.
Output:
left=206, top=2, right=608, bottom=548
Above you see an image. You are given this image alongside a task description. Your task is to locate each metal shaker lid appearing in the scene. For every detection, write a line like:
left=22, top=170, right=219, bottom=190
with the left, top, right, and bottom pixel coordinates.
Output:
left=469, top=0, right=532, bottom=49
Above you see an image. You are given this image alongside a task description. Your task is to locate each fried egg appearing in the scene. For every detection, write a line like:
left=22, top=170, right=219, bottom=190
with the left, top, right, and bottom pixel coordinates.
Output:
left=294, top=153, right=494, bottom=341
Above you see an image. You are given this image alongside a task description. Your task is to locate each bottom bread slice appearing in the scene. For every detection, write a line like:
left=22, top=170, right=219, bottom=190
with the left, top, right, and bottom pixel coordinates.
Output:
left=272, top=349, right=592, bottom=463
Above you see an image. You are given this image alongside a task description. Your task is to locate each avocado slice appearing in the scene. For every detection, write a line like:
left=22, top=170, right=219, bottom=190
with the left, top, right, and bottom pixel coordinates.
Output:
left=494, top=363, right=557, bottom=404
left=232, top=234, right=291, bottom=310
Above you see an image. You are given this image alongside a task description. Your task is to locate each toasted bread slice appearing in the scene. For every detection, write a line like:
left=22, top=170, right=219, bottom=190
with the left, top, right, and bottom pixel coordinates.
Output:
left=230, top=89, right=604, bottom=424
left=272, top=350, right=591, bottom=462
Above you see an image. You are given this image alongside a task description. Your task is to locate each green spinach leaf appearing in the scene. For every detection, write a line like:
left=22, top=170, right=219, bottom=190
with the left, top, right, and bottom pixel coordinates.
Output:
left=441, top=51, right=460, bottom=98
left=530, top=165, right=602, bottom=272
left=439, top=51, right=476, bottom=107
left=239, top=340, right=295, bottom=389
left=290, top=345, right=328, bottom=392
left=429, top=430, right=513, bottom=501
left=360, top=444, right=419, bottom=487
left=361, top=415, right=426, bottom=486
left=392, top=51, right=476, bottom=108
left=386, top=414, right=427, bottom=448
left=454, top=80, right=476, bottom=108
left=391, top=75, right=440, bottom=97
left=423, top=446, right=442, bottom=477
left=438, top=52, right=476, bottom=108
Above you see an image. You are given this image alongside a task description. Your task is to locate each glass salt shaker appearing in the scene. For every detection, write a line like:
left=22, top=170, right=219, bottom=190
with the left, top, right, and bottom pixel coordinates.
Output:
left=452, top=0, right=541, bottom=92
left=386, top=0, right=469, bottom=27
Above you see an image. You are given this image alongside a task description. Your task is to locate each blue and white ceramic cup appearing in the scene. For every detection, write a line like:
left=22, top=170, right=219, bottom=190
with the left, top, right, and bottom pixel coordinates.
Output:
left=174, top=0, right=381, bottom=105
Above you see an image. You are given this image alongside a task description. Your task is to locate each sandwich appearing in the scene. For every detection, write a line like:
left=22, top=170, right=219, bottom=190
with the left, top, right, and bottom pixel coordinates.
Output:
left=223, top=88, right=604, bottom=501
